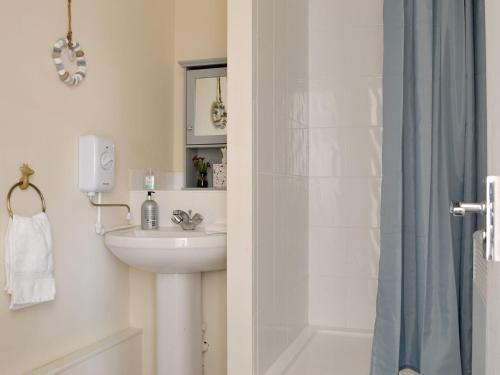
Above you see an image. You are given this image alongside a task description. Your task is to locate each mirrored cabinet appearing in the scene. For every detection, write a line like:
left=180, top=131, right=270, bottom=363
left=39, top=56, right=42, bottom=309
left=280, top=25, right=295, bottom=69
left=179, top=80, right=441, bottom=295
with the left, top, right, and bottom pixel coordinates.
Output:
left=180, top=58, right=227, bottom=189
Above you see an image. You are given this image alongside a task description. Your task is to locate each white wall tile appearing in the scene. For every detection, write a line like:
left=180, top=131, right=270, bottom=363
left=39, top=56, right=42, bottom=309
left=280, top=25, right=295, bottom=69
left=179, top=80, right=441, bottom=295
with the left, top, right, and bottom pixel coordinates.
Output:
left=310, top=27, right=383, bottom=79
left=291, top=129, right=309, bottom=176
left=309, top=128, right=343, bottom=176
left=256, top=30, right=276, bottom=174
left=309, top=78, right=345, bottom=127
left=255, top=0, right=310, bottom=372
left=309, top=127, right=382, bottom=177
left=350, top=0, right=384, bottom=27
left=310, top=177, right=381, bottom=228
left=308, top=0, right=383, bottom=333
left=257, top=119, right=275, bottom=175
left=287, top=80, right=309, bottom=128
left=309, top=0, right=347, bottom=32
left=310, top=227, right=380, bottom=279
left=257, top=174, right=275, bottom=326
left=309, top=76, right=382, bottom=128
left=257, top=0, right=384, bottom=366
left=346, top=228, right=380, bottom=279
left=310, top=227, right=349, bottom=277
left=309, top=29, right=352, bottom=80
left=286, top=276, right=309, bottom=331
left=346, top=277, right=378, bottom=330
left=341, top=127, right=382, bottom=177
left=309, top=275, right=348, bottom=327
left=286, top=1, right=309, bottom=81
left=349, top=27, right=384, bottom=76
left=346, top=76, right=383, bottom=127
left=310, top=0, right=383, bottom=32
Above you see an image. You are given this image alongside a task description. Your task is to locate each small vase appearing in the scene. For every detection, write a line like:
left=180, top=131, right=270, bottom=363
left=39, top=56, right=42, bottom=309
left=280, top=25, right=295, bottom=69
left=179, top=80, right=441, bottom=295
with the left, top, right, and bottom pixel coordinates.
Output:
left=197, top=172, right=208, bottom=188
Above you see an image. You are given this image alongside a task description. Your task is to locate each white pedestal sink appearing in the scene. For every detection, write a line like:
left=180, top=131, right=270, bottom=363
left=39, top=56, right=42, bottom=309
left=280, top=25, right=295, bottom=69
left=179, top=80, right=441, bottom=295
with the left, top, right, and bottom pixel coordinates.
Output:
left=104, top=226, right=226, bottom=375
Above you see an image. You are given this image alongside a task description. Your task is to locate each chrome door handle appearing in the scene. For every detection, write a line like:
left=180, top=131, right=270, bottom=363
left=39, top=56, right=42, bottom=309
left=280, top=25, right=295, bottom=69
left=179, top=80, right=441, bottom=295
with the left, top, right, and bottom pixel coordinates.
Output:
left=450, top=201, right=486, bottom=217
left=450, top=176, right=499, bottom=262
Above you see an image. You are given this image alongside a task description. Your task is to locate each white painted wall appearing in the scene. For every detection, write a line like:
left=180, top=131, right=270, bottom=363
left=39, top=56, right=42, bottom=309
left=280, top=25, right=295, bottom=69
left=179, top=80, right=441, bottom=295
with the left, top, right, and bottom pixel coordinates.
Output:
left=254, top=0, right=310, bottom=373
left=308, top=0, right=383, bottom=330
left=0, top=0, right=227, bottom=373
left=0, top=0, right=174, bottom=373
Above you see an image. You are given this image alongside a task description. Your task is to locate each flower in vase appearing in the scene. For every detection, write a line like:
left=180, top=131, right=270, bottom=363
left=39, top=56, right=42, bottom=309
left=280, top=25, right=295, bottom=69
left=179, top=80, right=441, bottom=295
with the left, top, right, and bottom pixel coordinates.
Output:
left=192, top=155, right=212, bottom=174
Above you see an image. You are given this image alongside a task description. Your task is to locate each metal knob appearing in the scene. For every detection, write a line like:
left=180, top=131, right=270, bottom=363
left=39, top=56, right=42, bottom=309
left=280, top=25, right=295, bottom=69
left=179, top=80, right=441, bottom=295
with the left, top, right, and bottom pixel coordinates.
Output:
left=450, top=201, right=486, bottom=217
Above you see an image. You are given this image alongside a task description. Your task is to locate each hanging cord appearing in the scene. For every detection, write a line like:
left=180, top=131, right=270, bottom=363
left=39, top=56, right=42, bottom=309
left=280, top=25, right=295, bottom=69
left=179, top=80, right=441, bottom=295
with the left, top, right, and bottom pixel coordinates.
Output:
left=217, top=77, right=222, bottom=102
left=67, top=0, right=73, bottom=49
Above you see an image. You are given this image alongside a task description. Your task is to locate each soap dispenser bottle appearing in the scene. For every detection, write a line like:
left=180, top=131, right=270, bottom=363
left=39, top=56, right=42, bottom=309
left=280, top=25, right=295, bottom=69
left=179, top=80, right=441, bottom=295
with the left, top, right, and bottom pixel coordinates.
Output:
left=141, top=191, right=159, bottom=230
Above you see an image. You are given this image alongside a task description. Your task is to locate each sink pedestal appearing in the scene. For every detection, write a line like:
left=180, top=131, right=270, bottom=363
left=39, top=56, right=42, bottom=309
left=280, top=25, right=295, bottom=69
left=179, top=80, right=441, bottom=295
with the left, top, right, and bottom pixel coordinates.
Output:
left=104, top=227, right=226, bottom=375
left=156, top=273, right=202, bottom=375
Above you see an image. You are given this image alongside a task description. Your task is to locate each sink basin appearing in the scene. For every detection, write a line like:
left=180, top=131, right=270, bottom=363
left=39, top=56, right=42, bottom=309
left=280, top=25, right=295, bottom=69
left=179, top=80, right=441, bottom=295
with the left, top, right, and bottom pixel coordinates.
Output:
left=104, top=226, right=226, bottom=274
left=104, top=225, right=227, bottom=374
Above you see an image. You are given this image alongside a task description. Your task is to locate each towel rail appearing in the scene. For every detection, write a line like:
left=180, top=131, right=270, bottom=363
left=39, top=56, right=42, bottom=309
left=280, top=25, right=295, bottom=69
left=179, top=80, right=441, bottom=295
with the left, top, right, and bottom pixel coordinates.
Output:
left=6, top=164, right=47, bottom=218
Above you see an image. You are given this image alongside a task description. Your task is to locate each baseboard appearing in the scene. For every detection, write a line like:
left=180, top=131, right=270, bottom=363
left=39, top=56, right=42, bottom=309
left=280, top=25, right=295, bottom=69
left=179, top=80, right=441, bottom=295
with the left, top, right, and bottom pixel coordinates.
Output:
left=27, top=328, right=142, bottom=375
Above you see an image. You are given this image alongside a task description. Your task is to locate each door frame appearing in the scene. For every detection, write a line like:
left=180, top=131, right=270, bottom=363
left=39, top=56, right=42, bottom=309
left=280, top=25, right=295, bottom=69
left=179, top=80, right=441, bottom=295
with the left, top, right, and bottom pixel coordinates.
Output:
left=227, top=0, right=255, bottom=374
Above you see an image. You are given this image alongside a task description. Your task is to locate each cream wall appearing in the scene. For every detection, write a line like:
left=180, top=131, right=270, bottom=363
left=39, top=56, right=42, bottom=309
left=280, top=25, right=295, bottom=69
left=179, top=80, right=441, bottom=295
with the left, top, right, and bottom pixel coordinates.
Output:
left=0, top=0, right=173, bottom=374
left=128, top=0, right=228, bottom=374
left=172, top=0, right=228, bottom=171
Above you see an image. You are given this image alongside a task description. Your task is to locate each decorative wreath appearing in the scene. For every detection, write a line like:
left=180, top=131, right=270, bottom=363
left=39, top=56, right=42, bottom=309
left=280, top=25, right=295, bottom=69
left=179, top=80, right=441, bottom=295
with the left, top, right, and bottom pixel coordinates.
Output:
left=52, top=0, right=86, bottom=87
left=211, top=77, right=228, bottom=129
left=52, top=38, right=87, bottom=86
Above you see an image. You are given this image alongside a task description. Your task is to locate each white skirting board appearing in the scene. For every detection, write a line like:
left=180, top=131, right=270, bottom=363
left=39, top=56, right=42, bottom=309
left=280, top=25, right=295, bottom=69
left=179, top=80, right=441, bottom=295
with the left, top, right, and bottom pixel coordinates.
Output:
left=26, top=328, right=142, bottom=375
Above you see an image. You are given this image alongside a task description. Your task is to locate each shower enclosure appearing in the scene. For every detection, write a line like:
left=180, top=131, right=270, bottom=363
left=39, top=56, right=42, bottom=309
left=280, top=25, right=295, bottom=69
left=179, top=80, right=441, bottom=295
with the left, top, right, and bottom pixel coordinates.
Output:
left=253, top=0, right=382, bottom=373
left=227, top=0, right=500, bottom=374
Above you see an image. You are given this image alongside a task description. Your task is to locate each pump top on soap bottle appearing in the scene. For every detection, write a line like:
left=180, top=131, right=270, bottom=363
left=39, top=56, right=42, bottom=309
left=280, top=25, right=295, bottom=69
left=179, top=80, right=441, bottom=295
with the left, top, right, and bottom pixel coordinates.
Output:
left=144, top=168, right=155, bottom=191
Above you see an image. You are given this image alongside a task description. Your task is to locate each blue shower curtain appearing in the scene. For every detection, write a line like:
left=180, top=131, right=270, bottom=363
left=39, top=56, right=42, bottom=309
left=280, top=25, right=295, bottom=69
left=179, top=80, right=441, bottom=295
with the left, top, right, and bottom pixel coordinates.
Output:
left=370, top=1, right=486, bottom=374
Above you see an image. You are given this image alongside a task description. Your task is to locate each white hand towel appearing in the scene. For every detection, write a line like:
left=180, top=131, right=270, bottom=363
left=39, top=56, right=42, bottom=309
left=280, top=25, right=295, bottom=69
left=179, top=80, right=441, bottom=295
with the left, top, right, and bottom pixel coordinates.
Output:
left=4, top=212, right=56, bottom=310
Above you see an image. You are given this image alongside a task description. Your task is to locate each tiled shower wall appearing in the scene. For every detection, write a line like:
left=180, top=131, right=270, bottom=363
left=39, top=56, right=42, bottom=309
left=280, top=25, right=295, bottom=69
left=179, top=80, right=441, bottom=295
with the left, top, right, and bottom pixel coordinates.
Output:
left=308, top=0, right=384, bottom=330
left=255, top=0, right=309, bottom=373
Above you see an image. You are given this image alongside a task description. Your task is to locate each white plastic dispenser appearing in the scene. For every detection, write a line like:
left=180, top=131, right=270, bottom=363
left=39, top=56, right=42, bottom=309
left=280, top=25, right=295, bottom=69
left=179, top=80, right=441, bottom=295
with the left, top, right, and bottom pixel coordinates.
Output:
left=144, top=168, right=155, bottom=191
left=79, top=135, right=115, bottom=193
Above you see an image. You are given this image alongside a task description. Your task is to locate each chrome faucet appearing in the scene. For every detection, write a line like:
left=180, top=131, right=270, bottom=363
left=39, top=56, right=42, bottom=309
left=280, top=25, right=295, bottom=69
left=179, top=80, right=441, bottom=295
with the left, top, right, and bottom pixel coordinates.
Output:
left=171, top=209, right=203, bottom=230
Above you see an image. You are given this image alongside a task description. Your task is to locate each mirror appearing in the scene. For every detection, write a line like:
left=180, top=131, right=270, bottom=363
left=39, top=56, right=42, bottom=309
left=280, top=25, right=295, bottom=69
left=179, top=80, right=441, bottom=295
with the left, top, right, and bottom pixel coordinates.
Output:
left=194, top=76, right=227, bottom=137
left=181, top=59, right=227, bottom=189
left=186, top=65, right=227, bottom=146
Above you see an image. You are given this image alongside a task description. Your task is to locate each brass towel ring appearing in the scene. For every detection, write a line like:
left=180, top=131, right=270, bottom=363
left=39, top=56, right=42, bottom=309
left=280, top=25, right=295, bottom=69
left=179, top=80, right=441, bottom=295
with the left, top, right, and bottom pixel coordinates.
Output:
left=6, top=164, right=47, bottom=218
left=6, top=182, right=47, bottom=218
